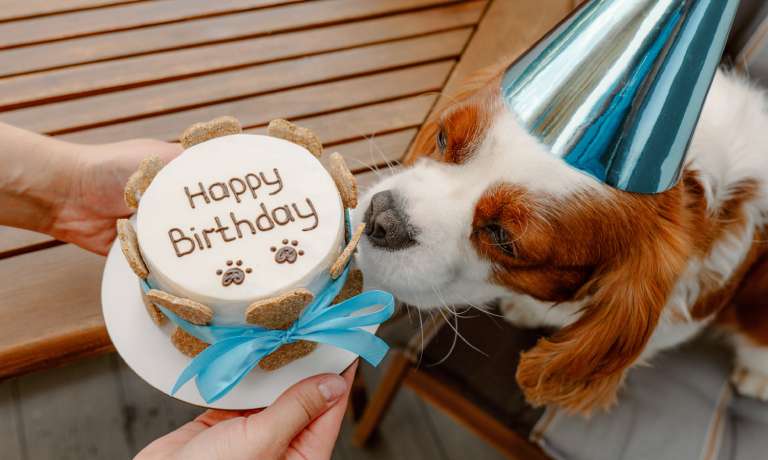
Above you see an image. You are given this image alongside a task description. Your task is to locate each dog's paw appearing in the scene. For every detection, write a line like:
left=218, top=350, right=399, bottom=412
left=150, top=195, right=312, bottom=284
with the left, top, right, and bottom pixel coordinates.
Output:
left=731, top=366, right=768, bottom=401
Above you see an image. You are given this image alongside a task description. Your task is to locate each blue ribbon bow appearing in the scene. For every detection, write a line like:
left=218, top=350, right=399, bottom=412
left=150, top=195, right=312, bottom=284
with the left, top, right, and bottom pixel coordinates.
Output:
left=141, top=264, right=394, bottom=404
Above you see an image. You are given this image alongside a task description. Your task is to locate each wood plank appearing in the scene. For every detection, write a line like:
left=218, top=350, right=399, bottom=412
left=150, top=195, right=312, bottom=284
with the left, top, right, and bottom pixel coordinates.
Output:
left=0, top=0, right=140, bottom=23
left=0, top=244, right=110, bottom=380
left=0, top=381, right=23, bottom=460
left=325, top=129, right=415, bottom=175
left=405, top=0, right=575, bottom=162
left=115, top=356, right=203, bottom=455
left=0, top=225, right=57, bottom=258
left=59, top=61, right=452, bottom=144
left=246, top=95, right=437, bottom=147
left=0, top=0, right=301, bottom=50
left=2, top=29, right=469, bottom=135
left=0, top=2, right=484, bottom=110
left=15, top=354, right=132, bottom=459
left=0, top=0, right=459, bottom=77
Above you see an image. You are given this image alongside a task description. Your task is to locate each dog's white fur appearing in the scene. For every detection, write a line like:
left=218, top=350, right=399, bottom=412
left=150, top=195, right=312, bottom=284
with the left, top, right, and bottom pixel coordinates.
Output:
left=355, top=70, right=768, bottom=400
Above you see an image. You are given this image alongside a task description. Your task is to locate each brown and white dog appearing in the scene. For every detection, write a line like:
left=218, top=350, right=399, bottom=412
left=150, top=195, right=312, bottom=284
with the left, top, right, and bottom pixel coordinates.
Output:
left=353, top=66, right=768, bottom=415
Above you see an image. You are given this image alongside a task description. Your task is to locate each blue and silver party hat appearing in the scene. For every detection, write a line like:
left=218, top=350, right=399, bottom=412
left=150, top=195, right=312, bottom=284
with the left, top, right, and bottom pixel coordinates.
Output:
left=501, top=0, right=739, bottom=193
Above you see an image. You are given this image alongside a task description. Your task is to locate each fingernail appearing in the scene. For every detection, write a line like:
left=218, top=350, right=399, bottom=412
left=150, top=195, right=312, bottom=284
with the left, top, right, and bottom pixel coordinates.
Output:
left=318, top=375, right=347, bottom=402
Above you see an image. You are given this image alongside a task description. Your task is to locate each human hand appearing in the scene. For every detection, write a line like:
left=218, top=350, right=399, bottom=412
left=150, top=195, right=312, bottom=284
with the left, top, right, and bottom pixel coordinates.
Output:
left=51, top=139, right=181, bottom=255
left=135, top=362, right=357, bottom=460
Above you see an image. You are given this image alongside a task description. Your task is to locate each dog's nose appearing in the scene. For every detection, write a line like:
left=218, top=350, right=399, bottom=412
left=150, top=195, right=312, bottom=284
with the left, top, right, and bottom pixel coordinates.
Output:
left=363, top=190, right=417, bottom=251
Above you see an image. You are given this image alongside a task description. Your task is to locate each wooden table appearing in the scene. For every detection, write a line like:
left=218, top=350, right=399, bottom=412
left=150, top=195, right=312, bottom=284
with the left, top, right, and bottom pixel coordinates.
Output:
left=0, top=0, right=581, bottom=381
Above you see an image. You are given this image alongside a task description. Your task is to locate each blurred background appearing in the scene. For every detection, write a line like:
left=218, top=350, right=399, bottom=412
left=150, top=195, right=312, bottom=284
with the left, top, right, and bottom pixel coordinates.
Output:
left=1, top=1, right=768, bottom=459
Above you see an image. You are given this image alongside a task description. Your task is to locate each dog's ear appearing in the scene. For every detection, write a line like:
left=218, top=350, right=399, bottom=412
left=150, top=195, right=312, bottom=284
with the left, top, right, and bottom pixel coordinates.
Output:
left=405, top=61, right=508, bottom=165
left=516, top=198, right=691, bottom=415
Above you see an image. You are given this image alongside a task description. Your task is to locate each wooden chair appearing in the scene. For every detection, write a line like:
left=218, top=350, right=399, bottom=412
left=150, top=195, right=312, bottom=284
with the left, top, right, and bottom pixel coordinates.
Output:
left=353, top=309, right=551, bottom=460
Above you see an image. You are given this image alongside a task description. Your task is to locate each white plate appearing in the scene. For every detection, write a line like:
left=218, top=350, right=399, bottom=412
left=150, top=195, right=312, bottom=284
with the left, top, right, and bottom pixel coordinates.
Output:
left=101, top=241, right=374, bottom=409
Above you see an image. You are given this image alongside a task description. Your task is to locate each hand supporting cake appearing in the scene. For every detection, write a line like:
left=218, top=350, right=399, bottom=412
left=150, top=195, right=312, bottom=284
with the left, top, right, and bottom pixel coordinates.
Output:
left=116, top=117, right=380, bottom=378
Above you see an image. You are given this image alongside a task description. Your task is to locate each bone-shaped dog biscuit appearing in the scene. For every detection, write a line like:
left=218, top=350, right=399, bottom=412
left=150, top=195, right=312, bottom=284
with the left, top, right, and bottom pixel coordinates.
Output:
left=328, top=152, right=358, bottom=209
left=333, top=269, right=364, bottom=304
left=268, top=119, right=323, bottom=157
left=330, top=223, right=366, bottom=279
left=117, top=219, right=149, bottom=279
left=171, top=327, right=208, bottom=357
left=145, top=289, right=214, bottom=325
left=124, top=155, right=164, bottom=209
left=180, top=116, right=242, bottom=149
left=141, top=288, right=166, bottom=326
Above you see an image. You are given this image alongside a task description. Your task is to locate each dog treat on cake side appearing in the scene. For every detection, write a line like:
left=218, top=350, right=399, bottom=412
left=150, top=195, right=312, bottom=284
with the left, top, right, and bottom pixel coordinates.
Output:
left=120, top=116, right=365, bottom=370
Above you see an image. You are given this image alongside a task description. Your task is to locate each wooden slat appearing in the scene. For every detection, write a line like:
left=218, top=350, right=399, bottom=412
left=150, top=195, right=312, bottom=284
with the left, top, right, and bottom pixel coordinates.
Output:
left=0, top=244, right=110, bottom=380
left=0, top=0, right=459, bottom=77
left=325, top=129, right=415, bottom=174
left=0, top=1, right=484, bottom=110
left=0, top=0, right=301, bottom=50
left=0, top=0, right=140, bottom=23
left=246, top=95, right=437, bottom=146
left=0, top=226, right=57, bottom=259
left=2, top=29, right=469, bottom=135
left=59, top=61, right=452, bottom=144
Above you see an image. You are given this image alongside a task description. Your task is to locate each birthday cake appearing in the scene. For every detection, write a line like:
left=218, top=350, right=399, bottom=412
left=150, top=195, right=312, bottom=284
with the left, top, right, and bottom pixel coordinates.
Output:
left=116, top=117, right=365, bottom=370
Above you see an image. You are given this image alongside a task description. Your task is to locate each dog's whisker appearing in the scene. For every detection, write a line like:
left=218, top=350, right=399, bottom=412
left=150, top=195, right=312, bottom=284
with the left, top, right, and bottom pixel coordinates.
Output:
left=429, top=308, right=459, bottom=367
left=453, top=292, right=507, bottom=319
left=416, top=306, right=425, bottom=368
left=344, top=156, right=383, bottom=178
left=430, top=285, right=488, bottom=358
left=363, top=134, right=398, bottom=177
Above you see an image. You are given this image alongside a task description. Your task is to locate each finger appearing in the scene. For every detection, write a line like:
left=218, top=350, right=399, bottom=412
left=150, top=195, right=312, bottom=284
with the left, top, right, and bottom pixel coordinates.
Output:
left=288, top=361, right=359, bottom=459
left=249, top=373, right=348, bottom=451
left=340, top=359, right=358, bottom=385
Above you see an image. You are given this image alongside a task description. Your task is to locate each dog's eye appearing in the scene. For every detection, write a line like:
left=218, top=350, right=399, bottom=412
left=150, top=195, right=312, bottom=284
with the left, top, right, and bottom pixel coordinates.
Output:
left=436, top=128, right=447, bottom=154
left=484, top=223, right=518, bottom=257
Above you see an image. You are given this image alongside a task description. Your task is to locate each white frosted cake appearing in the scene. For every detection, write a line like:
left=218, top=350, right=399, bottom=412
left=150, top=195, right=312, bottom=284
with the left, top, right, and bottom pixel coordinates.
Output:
left=116, top=117, right=363, bottom=369
left=136, top=134, right=344, bottom=324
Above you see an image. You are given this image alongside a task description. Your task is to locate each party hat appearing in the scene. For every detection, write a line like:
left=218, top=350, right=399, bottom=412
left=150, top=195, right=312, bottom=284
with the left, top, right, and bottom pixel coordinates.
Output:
left=501, top=0, right=739, bottom=194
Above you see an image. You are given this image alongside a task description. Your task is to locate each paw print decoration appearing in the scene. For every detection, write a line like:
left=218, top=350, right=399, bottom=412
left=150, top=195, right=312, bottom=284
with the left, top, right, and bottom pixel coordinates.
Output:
left=271, top=239, right=305, bottom=264
left=216, top=259, right=252, bottom=287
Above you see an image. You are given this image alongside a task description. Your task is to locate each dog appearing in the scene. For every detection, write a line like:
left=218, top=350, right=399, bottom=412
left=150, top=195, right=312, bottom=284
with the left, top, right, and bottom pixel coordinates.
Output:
left=353, top=66, right=768, bottom=415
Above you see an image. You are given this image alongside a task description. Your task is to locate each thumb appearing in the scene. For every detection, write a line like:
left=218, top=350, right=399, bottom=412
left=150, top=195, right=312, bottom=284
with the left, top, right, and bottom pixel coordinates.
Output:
left=250, top=373, right=348, bottom=450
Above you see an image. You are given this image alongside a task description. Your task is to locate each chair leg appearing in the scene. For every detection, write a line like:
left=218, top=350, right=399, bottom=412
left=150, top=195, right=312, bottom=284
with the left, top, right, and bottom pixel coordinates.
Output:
left=351, top=349, right=411, bottom=447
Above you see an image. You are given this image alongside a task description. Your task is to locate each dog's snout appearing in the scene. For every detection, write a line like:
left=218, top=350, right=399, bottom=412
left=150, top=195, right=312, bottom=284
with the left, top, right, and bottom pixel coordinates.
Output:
left=363, top=190, right=417, bottom=251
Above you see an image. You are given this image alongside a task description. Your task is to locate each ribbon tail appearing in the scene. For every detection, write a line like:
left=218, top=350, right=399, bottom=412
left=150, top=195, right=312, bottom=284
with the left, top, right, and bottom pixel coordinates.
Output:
left=170, top=336, right=251, bottom=395
left=198, top=339, right=282, bottom=404
left=303, top=329, right=391, bottom=366
left=300, top=290, right=395, bottom=331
